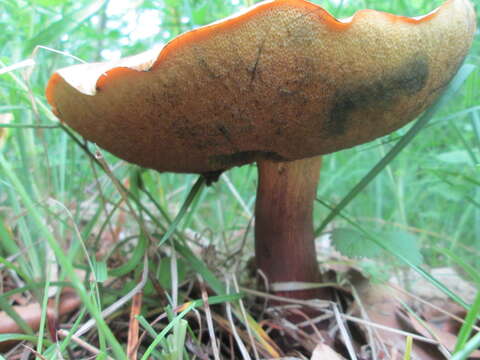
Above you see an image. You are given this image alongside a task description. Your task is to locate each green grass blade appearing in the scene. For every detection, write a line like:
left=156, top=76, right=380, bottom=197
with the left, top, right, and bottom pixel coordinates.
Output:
left=454, top=292, right=480, bottom=353
left=137, top=315, right=159, bottom=338
left=141, top=303, right=195, bottom=360
left=452, top=329, right=480, bottom=360
left=139, top=292, right=243, bottom=359
left=404, top=336, right=413, bottom=360
left=156, top=176, right=206, bottom=248
left=0, top=123, right=59, bottom=129
left=434, top=247, right=480, bottom=285
left=316, top=198, right=469, bottom=308
left=36, top=272, right=51, bottom=353
left=174, top=241, right=225, bottom=294
left=0, top=153, right=126, bottom=359
left=0, top=334, right=47, bottom=343
left=109, top=234, right=147, bottom=277
left=471, top=110, right=480, bottom=149
left=24, top=0, right=107, bottom=55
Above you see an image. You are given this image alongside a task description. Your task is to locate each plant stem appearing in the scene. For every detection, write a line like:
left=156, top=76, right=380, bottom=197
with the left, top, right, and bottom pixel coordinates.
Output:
left=255, top=156, right=328, bottom=300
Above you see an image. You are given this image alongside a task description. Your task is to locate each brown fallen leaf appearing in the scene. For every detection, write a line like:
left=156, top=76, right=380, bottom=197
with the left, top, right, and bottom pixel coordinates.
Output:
left=402, top=310, right=480, bottom=359
left=351, top=280, right=445, bottom=359
left=0, top=288, right=81, bottom=350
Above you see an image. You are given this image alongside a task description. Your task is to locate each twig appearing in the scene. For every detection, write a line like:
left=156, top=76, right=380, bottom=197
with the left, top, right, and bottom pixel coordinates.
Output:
left=332, top=303, right=357, bottom=360
left=233, top=275, right=259, bottom=360
left=225, top=279, right=251, bottom=360
left=75, top=256, right=148, bottom=337
left=127, top=291, right=143, bottom=360
left=199, top=276, right=221, bottom=360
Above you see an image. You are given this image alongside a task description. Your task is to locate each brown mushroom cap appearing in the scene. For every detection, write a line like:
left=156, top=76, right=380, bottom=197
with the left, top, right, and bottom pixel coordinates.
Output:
left=46, top=0, right=476, bottom=174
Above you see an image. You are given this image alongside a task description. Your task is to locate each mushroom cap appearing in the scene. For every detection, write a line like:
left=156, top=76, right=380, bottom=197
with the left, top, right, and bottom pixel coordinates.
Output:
left=46, top=0, right=476, bottom=174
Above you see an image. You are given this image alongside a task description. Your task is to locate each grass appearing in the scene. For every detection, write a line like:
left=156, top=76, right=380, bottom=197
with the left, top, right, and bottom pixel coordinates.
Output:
left=0, top=0, right=479, bottom=358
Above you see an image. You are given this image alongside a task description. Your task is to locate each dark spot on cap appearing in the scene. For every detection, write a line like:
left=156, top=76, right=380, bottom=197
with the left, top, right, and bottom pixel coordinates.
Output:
left=327, top=54, right=429, bottom=136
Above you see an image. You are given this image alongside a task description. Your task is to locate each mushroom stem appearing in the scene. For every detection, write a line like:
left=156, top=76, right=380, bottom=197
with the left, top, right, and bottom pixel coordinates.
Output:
left=255, top=156, right=328, bottom=300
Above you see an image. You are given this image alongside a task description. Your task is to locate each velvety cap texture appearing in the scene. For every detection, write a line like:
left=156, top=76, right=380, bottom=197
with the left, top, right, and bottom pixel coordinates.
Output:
left=47, top=0, right=476, bottom=173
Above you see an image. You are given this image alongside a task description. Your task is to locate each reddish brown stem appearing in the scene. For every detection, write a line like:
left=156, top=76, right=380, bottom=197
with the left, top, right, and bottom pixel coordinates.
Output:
left=255, top=156, right=328, bottom=300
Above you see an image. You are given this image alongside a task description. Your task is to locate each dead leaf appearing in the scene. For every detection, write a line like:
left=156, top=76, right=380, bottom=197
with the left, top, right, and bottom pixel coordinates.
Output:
left=403, top=310, right=480, bottom=359
left=0, top=288, right=80, bottom=350
left=351, top=281, right=444, bottom=359
left=311, top=343, right=345, bottom=360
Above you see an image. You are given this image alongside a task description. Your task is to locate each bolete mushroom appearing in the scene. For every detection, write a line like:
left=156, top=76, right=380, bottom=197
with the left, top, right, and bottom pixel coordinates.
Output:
left=46, top=0, right=475, bottom=301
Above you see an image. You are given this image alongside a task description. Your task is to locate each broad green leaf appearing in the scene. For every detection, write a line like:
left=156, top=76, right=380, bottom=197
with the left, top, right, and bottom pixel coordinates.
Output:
left=332, top=227, right=382, bottom=258
left=387, top=230, right=423, bottom=266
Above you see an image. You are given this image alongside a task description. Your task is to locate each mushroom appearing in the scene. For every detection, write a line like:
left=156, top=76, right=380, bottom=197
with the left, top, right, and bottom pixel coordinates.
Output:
left=46, top=0, right=475, bottom=301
